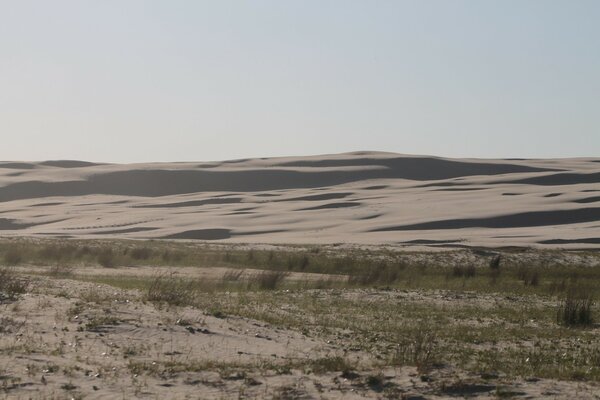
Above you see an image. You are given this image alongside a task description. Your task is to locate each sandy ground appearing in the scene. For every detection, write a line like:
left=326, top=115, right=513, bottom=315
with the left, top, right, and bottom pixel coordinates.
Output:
left=0, top=152, right=598, bottom=249
left=2, top=273, right=600, bottom=399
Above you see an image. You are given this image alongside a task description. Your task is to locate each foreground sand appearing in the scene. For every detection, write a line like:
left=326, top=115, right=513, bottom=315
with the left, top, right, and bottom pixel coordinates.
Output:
left=0, top=268, right=600, bottom=399
left=0, top=152, right=598, bottom=248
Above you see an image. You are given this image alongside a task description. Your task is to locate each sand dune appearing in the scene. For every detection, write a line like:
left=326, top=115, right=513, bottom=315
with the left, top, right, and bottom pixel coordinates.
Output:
left=0, top=152, right=598, bottom=248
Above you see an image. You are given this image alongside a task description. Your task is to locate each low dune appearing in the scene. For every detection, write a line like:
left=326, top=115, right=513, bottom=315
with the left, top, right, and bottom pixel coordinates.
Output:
left=0, top=152, right=598, bottom=248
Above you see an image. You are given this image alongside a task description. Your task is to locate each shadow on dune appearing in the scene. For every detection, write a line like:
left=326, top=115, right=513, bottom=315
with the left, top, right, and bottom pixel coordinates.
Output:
left=0, top=218, right=36, bottom=230
left=539, top=238, right=600, bottom=245
left=299, top=202, right=361, bottom=211
left=275, top=193, right=352, bottom=202
left=500, top=172, right=600, bottom=186
left=39, top=160, right=101, bottom=168
left=163, top=229, right=232, bottom=240
left=401, top=239, right=463, bottom=244
left=277, top=157, right=556, bottom=179
left=363, top=185, right=389, bottom=190
left=0, top=157, right=560, bottom=202
left=0, top=163, right=36, bottom=170
left=133, top=198, right=243, bottom=208
left=90, top=227, right=158, bottom=235
left=432, top=188, right=486, bottom=191
left=573, top=196, right=600, bottom=204
left=371, top=207, right=600, bottom=231
left=162, top=228, right=286, bottom=240
left=358, top=214, right=382, bottom=220
left=31, top=202, right=64, bottom=207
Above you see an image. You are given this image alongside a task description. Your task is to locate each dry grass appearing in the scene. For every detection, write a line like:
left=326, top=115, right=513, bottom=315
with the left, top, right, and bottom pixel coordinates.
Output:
left=249, top=270, right=289, bottom=290
left=557, top=287, right=594, bottom=326
left=0, top=267, right=28, bottom=300
left=145, top=272, right=198, bottom=306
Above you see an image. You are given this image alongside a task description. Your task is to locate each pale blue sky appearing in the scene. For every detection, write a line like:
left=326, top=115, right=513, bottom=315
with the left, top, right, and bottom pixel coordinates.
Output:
left=1, top=1, right=599, bottom=162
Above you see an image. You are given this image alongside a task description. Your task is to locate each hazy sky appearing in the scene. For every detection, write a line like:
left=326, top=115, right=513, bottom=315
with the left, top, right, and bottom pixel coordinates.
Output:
left=1, top=1, right=599, bottom=162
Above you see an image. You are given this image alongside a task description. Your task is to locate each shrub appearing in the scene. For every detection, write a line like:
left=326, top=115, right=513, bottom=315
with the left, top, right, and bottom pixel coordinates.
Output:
left=222, top=269, right=244, bottom=282
left=489, top=254, right=501, bottom=269
left=557, top=288, right=594, bottom=326
left=48, top=265, right=74, bottom=278
left=392, top=329, right=438, bottom=373
left=145, top=272, right=197, bottom=306
left=250, top=270, right=288, bottom=290
left=0, top=267, right=28, bottom=300
left=130, top=246, right=152, bottom=260
left=38, top=244, right=77, bottom=262
left=299, top=255, right=310, bottom=271
left=97, top=248, right=116, bottom=267
left=309, top=356, right=354, bottom=374
left=518, top=266, right=540, bottom=286
left=161, top=249, right=183, bottom=263
left=452, top=265, right=476, bottom=278
left=348, top=261, right=400, bottom=286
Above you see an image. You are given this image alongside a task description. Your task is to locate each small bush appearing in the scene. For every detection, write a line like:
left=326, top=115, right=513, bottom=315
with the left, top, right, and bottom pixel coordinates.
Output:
left=392, top=329, right=438, bottom=373
left=309, top=356, right=354, bottom=374
left=0, top=267, right=28, bottom=300
left=222, top=269, right=244, bottom=282
left=38, top=244, right=77, bottom=262
left=130, top=246, right=152, bottom=260
left=557, top=288, right=594, bottom=327
left=518, top=266, right=540, bottom=286
left=48, top=265, right=74, bottom=278
left=145, top=272, right=197, bottom=306
left=161, top=249, right=183, bottom=263
left=348, top=261, right=401, bottom=286
left=452, top=265, right=476, bottom=278
left=489, top=254, right=501, bottom=269
left=97, top=249, right=116, bottom=267
left=366, top=373, right=385, bottom=391
left=250, top=270, right=288, bottom=290
left=548, top=278, right=567, bottom=295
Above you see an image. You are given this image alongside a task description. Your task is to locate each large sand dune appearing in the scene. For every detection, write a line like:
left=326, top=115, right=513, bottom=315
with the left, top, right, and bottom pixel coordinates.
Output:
left=0, top=152, right=598, bottom=248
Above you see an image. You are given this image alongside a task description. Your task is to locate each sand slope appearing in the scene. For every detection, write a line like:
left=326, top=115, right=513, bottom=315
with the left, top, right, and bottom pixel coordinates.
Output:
left=0, top=152, right=598, bottom=248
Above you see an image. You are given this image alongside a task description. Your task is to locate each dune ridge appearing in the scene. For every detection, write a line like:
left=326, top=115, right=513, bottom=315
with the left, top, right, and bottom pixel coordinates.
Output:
left=0, top=152, right=598, bottom=248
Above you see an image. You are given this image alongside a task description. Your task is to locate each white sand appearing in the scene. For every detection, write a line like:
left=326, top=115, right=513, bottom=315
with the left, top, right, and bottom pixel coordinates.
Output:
left=0, top=152, right=598, bottom=248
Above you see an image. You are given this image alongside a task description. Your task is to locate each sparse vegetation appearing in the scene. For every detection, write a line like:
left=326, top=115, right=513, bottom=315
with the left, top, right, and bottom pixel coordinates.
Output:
left=0, top=267, right=28, bottom=300
left=1, top=238, right=600, bottom=398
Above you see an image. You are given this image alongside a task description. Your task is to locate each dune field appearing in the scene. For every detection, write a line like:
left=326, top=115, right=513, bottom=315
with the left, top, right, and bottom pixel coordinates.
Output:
left=0, top=152, right=599, bottom=248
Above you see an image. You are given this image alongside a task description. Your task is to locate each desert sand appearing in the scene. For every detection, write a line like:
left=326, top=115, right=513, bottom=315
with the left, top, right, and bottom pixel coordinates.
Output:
left=0, top=152, right=598, bottom=248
